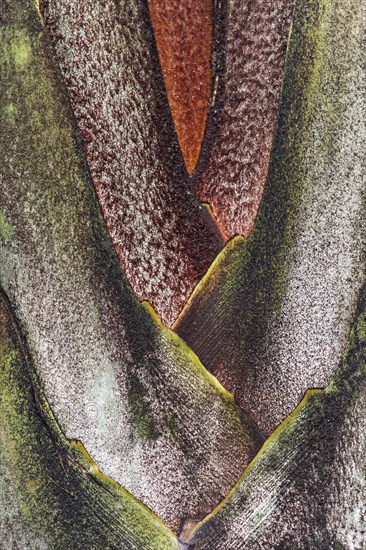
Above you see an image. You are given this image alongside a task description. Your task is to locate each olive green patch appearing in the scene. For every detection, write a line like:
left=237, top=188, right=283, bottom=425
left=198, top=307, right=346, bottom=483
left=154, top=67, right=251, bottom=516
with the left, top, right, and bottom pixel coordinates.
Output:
left=129, top=379, right=159, bottom=442
left=0, top=212, right=14, bottom=242
left=11, top=35, right=32, bottom=67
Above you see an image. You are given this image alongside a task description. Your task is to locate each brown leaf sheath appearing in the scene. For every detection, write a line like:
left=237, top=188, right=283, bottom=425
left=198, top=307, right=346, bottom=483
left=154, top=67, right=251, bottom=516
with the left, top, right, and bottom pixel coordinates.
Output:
left=41, top=0, right=223, bottom=327
left=147, top=0, right=214, bottom=175
left=194, top=0, right=295, bottom=238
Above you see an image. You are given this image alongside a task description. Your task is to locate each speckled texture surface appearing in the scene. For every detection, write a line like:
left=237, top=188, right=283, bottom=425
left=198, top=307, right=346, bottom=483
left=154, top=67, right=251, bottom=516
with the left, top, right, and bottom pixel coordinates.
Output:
left=0, top=292, right=179, bottom=550
left=176, top=0, right=366, bottom=436
left=40, top=0, right=223, bottom=327
left=0, top=0, right=263, bottom=534
left=147, top=0, right=213, bottom=174
left=187, top=289, right=366, bottom=550
left=193, top=0, right=295, bottom=238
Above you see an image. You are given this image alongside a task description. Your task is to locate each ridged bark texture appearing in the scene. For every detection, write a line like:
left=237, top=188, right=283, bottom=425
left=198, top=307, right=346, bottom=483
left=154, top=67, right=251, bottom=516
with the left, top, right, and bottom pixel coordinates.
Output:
left=0, top=291, right=179, bottom=550
left=188, top=288, right=366, bottom=549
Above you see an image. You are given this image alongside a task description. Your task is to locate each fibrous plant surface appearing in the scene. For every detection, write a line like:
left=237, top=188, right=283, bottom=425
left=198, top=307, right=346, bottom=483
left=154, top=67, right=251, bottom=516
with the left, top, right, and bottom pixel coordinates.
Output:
left=0, top=292, right=179, bottom=550
left=175, top=0, right=366, bottom=435
left=41, top=0, right=223, bottom=327
left=193, top=0, right=295, bottom=238
left=147, top=0, right=213, bottom=175
left=1, top=0, right=365, bottom=547
left=0, top=0, right=263, bottom=534
left=186, top=289, right=366, bottom=549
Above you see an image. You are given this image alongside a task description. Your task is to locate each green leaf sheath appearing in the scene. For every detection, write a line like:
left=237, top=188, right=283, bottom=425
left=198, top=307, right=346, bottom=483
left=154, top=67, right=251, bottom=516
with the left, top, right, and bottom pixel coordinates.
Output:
left=187, top=286, right=366, bottom=549
left=175, top=0, right=366, bottom=436
left=0, top=0, right=263, bottom=533
left=0, top=291, right=179, bottom=550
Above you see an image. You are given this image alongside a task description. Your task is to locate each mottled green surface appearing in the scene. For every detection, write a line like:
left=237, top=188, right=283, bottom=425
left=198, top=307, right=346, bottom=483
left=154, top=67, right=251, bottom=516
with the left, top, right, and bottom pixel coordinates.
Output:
left=187, top=288, right=366, bottom=549
left=0, top=292, right=179, bottom=550
left=0, top=212, right=14, bottom=242
left=176, top=0, right=366, bottom=435
left=0, top=0, right=263, bottom=533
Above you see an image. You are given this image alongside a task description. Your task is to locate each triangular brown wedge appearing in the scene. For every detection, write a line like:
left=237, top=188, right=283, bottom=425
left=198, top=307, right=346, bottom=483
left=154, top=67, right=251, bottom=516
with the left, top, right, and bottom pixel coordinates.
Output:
left=147, top=0, right=213, bottom=175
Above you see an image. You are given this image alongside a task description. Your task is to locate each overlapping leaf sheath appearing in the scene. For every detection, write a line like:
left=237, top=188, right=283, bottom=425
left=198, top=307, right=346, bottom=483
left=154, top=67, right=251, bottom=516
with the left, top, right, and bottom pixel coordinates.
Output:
left=175, top=0, right=366, bottom=436
left=193, top=0, right=295, bottom=238
left=0, top=0, right=263, bottom=533
left=186, top=290, right=366, bottom=549
left=0, top=292, right=179, bottom=550
left=40, top=0, right=223, bottom=327
left=147, top=0, right=213, bottom=175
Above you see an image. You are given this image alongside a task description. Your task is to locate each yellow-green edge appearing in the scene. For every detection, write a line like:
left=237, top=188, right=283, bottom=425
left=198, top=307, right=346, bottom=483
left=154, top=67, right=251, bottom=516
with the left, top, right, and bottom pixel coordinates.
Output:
left=172, top=235, right=245, bottom=331
left=39, top=379, right=177, bottom=540
left=143, top=300, right=245, bottom=409
left=185, top=387, right=321, bottom=540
